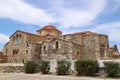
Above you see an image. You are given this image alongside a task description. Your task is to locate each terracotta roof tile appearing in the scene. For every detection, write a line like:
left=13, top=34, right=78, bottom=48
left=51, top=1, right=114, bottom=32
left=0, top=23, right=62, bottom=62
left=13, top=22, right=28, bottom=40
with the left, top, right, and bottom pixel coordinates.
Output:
left=37, top=25, right=62, bottom=32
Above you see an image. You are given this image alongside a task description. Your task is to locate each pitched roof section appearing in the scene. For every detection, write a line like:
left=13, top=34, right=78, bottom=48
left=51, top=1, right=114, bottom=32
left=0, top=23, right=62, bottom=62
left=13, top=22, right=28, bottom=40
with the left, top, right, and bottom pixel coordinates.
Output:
left=9, top=30, right=47, bottom=44
left=64, top=31, right=107, bottom=36
left=10, top=30, right=41, bottom=38
left=37, top=24, right=62, bottom=32
left=71, top=31, right=98, bottom=35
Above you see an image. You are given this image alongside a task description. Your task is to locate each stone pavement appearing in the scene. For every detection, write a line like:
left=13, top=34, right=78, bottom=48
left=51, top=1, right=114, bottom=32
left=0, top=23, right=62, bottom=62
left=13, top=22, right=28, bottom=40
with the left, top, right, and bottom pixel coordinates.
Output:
left=0, top=73, right=119, bottom=80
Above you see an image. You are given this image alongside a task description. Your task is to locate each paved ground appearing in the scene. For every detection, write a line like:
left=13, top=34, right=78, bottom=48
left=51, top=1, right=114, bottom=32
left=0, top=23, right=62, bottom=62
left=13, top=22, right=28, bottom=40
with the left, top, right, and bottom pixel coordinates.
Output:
left=0, top=73, right=119, bottom=80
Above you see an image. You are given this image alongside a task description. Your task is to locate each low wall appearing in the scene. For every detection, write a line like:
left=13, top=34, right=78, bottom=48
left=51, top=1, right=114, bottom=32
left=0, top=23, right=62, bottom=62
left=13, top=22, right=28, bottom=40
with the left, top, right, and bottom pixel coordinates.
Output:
left=49, top=59, right=120, bottom=73
left=0, top=63, right=24, bottom=73
left=0, top=59, right=120, bottom=73
left=98, top=59, right=120, bottom=67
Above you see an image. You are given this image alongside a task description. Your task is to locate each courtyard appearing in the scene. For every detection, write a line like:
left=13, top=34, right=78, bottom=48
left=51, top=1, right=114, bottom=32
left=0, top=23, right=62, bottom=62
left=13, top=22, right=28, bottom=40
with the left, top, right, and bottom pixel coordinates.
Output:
left=0, top=73, right=119, bottom=80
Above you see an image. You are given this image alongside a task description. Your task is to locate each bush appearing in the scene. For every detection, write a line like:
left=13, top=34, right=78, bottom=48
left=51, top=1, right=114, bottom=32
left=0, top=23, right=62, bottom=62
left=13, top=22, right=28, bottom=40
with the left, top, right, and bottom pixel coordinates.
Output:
left=104, top=61, right=120, bottom=77
left=74, top=59, right=99, bottom=76
left=40, top=60, right=50, bottom=74
left=25, top=60, right=37, bottom=74
left=56, top=60, right=71, bottom=75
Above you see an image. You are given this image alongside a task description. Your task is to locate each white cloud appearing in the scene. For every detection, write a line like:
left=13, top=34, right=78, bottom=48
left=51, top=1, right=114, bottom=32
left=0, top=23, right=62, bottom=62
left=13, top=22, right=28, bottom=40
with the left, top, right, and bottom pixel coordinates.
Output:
left=50, top=0, right=107, bottom=28
left=91, top=22, right=120, bottom=42
left=0, top=0, right=107, bottom=28
left=0, top=34, right=9, bottom=44
left=0, top=0, right=54, bottom=26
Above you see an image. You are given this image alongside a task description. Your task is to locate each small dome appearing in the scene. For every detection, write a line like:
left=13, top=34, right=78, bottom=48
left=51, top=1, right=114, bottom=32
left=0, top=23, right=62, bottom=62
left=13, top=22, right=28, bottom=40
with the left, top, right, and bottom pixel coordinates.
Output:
left=37, top=24, right=61, bottom=32
left=41, top=25, right=57, bottom=30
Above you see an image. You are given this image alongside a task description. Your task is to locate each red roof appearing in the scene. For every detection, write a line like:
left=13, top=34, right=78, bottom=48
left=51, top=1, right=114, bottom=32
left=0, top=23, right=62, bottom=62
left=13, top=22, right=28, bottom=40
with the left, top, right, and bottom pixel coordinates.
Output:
left=37, top=25, right=61, bottom=32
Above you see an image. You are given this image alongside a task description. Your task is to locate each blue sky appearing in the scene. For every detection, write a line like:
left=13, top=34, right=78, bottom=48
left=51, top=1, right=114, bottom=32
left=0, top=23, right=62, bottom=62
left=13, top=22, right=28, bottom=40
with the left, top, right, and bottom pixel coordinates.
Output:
left=0, top=0, right=120, bottom=51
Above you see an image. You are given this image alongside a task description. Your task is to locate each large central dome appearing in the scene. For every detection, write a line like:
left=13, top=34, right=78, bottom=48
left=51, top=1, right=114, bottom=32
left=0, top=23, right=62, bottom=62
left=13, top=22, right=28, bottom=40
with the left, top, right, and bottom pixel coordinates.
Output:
left=37, top=24, right=61, bottom=32
left=36, top=24, right=62, bottom=37
left=41, top=25, right=57, bottom=30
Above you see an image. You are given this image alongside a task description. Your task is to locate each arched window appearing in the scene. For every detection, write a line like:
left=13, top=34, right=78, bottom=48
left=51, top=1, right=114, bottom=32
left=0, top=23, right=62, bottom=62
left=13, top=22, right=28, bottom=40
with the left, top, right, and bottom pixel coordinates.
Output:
left=12, top=49, right=19, bottom=56
left=13, top=34, right=22, bottom=44
left=26, top=50, right=28, bottom=53
left=56, top=42, right=58, bottom=49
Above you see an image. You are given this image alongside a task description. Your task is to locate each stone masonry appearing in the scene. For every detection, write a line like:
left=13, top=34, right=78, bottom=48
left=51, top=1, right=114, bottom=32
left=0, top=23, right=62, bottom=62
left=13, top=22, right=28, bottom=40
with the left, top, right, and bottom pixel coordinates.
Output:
left=2, top=24, right=120, bottom=63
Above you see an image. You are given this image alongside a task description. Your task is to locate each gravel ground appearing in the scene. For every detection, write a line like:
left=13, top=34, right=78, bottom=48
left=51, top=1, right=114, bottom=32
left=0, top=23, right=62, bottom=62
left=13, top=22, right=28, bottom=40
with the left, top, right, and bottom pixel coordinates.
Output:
left=0, top=73, right=119, bottom=80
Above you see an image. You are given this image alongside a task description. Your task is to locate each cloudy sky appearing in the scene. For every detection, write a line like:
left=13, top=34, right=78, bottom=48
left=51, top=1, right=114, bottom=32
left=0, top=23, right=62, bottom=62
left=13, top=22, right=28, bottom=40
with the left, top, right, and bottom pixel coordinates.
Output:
left=0, top=0, right=120, bottom=51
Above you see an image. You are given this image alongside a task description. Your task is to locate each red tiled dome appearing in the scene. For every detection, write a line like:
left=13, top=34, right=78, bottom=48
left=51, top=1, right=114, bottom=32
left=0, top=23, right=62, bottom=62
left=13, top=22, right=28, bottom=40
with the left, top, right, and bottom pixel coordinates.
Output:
left=37, top=24, right=61, bottom=32
left=41, top=25, right=57, bottom=30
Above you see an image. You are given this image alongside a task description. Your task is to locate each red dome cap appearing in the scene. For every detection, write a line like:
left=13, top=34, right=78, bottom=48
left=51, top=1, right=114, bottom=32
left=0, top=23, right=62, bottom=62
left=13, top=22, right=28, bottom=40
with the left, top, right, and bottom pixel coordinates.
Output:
left=37, top=24, right=61, bottom=32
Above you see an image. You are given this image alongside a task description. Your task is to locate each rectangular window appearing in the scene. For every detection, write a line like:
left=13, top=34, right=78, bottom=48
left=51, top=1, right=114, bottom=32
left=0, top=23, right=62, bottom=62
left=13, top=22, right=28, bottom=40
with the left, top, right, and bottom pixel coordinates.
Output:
left=100, top=48, right=105, bottom=58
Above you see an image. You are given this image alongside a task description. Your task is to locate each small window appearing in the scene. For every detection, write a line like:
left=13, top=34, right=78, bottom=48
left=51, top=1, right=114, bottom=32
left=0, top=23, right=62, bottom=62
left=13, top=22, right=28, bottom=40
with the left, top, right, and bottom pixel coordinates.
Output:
left=26, top=43, right=29, bottom=47
left=26, top=50, right=28, bottom=53
left=43, top=46, right=46, bottom=50
left=13, top=49, right=19, bottom=56
left=13, top=50, right=15, bottom=55
left=100, top=45, right=105, bottom=58
left=77, top=51, right=79, bottom=55
left=56, top=42, right=58, bottom=49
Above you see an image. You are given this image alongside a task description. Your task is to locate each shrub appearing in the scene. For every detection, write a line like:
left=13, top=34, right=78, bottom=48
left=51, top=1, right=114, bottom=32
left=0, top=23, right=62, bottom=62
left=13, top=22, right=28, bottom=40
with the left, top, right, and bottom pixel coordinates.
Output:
left=40, top=60, right=50, bottom=74
left=104, top=61, right=120, bottom=77
left=56, top=60, right=71, bottom=75
left=74, top=59, right=99, bottom=76
left=25, top=60, right=37, bottom=74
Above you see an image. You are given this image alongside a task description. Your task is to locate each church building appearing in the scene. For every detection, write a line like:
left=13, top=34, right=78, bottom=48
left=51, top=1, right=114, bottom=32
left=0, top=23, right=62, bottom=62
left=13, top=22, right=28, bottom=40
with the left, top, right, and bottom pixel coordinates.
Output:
left=3, top=24, right=120, bottom=63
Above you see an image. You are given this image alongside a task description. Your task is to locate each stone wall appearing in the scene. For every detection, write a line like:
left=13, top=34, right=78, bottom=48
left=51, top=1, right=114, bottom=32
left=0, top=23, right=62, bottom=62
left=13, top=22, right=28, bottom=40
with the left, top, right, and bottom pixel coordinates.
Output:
left=0, top=52, right=7, bottom=63
left=3, top=31, right=43, bottom=63
left=0, top=63, right=24, bottom=73
left=41, top=38, right=82, bottom=60
left=61, top=33, right=109, bottom=60
left=4, top=31, right=28, bottom=63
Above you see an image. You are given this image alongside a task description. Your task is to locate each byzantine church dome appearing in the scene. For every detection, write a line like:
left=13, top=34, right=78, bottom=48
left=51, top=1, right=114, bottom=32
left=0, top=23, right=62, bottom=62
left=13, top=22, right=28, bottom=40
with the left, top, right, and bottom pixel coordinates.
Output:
left=36, top=24, right=62, bottom=37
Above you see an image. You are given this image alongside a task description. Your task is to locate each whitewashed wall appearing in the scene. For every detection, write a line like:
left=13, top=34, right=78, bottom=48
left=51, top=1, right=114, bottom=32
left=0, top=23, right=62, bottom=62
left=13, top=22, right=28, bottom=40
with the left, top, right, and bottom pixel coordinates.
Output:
left=98, top=59, right=120, bottom=67
left=49, top=59, right=120, bottom=73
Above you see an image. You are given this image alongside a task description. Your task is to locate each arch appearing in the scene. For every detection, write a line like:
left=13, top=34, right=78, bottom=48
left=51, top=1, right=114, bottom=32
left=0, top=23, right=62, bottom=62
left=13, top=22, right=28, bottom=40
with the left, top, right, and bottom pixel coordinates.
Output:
left=14, top=34, right=22, bottom=44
